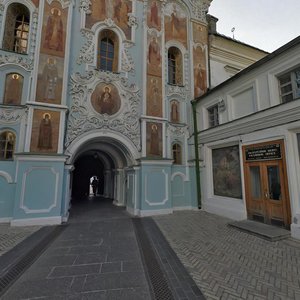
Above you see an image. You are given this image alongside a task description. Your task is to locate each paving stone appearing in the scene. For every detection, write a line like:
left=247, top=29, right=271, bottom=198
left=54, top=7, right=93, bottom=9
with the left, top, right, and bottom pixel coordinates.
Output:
left=154, top=211, right=300, bottom=300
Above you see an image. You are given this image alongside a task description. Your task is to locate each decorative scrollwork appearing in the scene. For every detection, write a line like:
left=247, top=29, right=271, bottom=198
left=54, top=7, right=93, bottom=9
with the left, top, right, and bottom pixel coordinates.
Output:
left=167, top=123, right=188, bottom=137
left=66, top=70, right=141, bottom=151
left=0, top=106, right=28, bottom=124
left=77, top=29, right=95, bottom=65
left=189, top=0, right=212, bottom=22
left=79, top=0, right=91, bottom=13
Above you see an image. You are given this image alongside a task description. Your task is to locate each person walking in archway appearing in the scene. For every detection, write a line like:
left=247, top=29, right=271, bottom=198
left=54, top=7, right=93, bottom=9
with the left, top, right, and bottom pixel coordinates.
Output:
left=91, top=176, right=98, bottom=196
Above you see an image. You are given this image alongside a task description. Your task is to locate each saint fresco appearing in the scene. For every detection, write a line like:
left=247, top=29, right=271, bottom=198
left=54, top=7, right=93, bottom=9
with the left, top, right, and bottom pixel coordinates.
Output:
left=86, top=0, right=132, bottom=40
left=147, top=0, right=161, bottom=30
left=193, top=46, right=207, bottom=97
left=36, top=54, right=64, bottom=104
left=170, top=100, right=180, bottom=123
left=147, top=33, right=162, bottom=77
left=147, top=75, right=162, bottom=117
left=192, top=22, right=208, bottom=44
left=3, top=73, right=23, bottom=105
left=164, top=3, right=187, bottom=46
left=146, top=122, right=162, bottom=157
left=91, top=83, right=121, bottom=115
left=30, top=110, right=60, bottom=153
left=41, top=1, right=67, bottom=57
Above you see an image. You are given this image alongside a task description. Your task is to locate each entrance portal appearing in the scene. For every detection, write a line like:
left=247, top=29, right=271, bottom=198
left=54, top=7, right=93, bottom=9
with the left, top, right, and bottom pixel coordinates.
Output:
left=67, top=134, right=137, bottom=213
left=243, top=140, right=291, bottom=228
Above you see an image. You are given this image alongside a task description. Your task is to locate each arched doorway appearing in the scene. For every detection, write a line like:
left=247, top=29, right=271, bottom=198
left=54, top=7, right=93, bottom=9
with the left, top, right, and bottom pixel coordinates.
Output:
left=65, top=133, right=138, bottom=216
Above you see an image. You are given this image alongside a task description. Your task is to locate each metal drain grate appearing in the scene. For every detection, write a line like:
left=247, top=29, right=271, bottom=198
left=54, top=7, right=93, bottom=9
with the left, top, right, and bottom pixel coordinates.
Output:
left=132, top=218, right=174, bottom=300
left=0, top=225, right=67, bottom=297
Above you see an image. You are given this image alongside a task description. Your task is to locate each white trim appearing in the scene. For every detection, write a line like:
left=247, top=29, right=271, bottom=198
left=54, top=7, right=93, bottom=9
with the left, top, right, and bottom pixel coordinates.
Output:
left=145, top=169, right=169, bottom=206
left=20, top=167, right=59, bottom=213
left=11, top=216, right=62, bottom=226
left=0, top=217, right=11, bottom=223
left=0, top=171, right=13, bottom=183
left=26, top=102, right=69, bottom=110
left=15, top=155, right=68, bottom=162
left=140, top=160, right=173, bottom=166
left=139, top=208, right=173, bottom=217
left=173, top=206, right=198, bottom=211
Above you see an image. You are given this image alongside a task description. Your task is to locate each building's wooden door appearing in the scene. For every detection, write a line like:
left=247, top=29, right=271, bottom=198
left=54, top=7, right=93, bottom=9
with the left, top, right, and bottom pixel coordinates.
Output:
left=243, top=141, right=291, bottom=228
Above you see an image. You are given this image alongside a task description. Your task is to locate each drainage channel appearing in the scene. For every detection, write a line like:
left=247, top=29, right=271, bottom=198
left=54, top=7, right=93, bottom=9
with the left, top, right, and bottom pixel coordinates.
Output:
left=132, top=218, right=174, bottom=300
left=0, top=225, right=67, bottom=297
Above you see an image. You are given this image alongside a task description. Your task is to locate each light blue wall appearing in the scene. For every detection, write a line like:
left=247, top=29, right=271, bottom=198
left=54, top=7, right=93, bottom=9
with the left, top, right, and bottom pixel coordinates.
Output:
left=12, top=159, right=65, bottom=220
left=0, top=176, right=15, bottom=218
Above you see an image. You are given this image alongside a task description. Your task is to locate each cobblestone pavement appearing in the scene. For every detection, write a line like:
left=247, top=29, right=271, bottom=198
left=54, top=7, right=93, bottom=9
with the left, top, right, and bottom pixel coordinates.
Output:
left=154, top=211, right=300, bottom=300
left=0, top=224, right=40, bottom=257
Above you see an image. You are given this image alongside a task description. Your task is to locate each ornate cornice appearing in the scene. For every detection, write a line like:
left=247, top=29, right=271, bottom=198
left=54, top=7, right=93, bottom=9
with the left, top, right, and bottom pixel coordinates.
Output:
left=189, top=0, right=212, bottom=22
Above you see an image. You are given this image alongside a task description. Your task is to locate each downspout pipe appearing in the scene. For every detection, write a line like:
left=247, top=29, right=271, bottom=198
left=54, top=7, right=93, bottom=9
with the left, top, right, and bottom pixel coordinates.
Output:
left=192, top=100, right=201, bottom=209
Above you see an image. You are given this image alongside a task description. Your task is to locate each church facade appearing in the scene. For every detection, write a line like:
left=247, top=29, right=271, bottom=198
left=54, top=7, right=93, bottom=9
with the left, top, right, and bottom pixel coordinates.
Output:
left=0, top=0, right=216, bottom=225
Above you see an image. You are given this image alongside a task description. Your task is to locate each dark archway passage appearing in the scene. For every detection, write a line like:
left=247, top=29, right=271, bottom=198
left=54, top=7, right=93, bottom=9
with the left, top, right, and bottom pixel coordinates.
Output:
left=71, top=152, right=106, bottom=202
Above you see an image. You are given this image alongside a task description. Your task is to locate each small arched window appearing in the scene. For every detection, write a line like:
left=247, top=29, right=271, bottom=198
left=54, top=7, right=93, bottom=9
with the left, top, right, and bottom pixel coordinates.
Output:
left=172, top=143, right=182, bottom=165
left=170, top=100, right=180, bottom=123
left=2, top=3, right=30, bottom=54
left=0, top=131, right=16, bottom=160
left=3, top=73, right=24, bottom=105
left=97, top=30, right=119, bottom=72
left=168, top=47, right=182, bottom=85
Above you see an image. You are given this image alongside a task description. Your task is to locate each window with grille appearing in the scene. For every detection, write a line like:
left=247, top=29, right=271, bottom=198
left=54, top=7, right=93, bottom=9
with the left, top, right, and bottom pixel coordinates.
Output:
left=2, top=3, right=30, bottom=54
left=172, top=143, right=182, bottom=164
left=278, top=68, right=300, bottom=103
left=0, top=131, right=16, bottom=160
left=207, top=104, right=219, bottom=128
left=168, top=47, right=182, bottom=85
left=98, top=37, right=114, bottom=71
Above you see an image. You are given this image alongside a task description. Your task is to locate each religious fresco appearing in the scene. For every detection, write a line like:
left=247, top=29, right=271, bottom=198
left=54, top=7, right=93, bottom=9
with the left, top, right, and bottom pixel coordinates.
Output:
left=170, top=100, right=180, bottom=123
left=146, top=122, right=162, bottom=157
left=147, top=0, right=161, bottom=31
left=212, top=146, right=242, bottom=199
left=36, top=54, right=64, bottom=104
left=30, top=110, right=60, bottom=153
left=164, top=3, right=187, bottom=46
left=86, top=0, right=132, bottom=40
left=146, top=75, right=162, bottom=117
left=41, top=1, right=68, bottom=57
left=192, top=22, right=208, bottom=44
left=3, top=73, right=23, bottom=105
left=91, top=83, right=121, bottom=115
left=147, top=32, right=162, bottom=77
left=193, top=46, right=207, bottom=97
left=31, top=0, right=39, bottom=7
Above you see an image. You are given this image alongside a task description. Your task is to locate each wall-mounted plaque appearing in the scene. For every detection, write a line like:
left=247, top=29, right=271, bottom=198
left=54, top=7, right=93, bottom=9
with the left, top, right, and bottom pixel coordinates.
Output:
left=245, top=144, right=281, bottom=161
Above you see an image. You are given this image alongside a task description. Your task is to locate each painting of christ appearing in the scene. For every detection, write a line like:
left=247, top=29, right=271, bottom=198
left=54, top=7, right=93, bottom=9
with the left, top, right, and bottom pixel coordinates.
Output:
left=146, top=122, right=162, bottom=157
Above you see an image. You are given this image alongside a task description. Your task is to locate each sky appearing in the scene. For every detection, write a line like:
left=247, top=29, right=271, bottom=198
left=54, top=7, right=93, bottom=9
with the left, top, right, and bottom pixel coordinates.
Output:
left=208, top=0, right=300, bottom=53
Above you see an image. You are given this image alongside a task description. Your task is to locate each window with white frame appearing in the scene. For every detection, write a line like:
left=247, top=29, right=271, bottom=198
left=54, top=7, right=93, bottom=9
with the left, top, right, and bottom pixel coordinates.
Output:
left=278, top=68, right=300, bottom=103
left=207, top=104, right=219, bottom=128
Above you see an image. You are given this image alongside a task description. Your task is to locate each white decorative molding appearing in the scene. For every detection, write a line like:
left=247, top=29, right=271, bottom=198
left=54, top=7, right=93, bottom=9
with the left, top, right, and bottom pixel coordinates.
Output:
left=128, top=13, right=138, bottom=28
left=79, top=0, right=91, bottom=13
left=20, top=167, right=59, bottom=214
left=0, top=171, right=13, bottom=183
left=65, top=70, right=141, bottom=151
left=171, top=171, right=187, bottom=182
left=0, top=53, right=34, bottom=70
left=167, top=123, right=188, bottom=137
left=11, top=216, right=62, bottom=226
left=189, top=0, right=212, bottom=22
left=77, top=29, right=95, bottom=65
left=145, top=169, right=169, bottom=206
left=0, top=106, right=28, bottom=124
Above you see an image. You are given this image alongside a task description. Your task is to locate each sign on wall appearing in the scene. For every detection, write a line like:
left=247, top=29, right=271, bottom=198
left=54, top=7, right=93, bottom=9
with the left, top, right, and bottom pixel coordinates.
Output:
left=245, top=144, right=282, bottom=161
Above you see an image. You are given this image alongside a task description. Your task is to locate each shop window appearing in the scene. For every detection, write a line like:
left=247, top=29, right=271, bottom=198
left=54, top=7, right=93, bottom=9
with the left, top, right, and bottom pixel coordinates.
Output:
left=2, top=3, right=30, bottom=54
left=207, top=104, right=219, bottom=128
left=170, top=100, right=180, bottom=123
left=172, top=143, right=182, bottom=164
left=0, top=131, right=16, bottom=160
left=168, top=47, right=182, bottom=85
left=97, top=30, right=119, bottom=72
left=278, top=68, right=300, bottom=103
left=3, top=73, right=23, bottom=105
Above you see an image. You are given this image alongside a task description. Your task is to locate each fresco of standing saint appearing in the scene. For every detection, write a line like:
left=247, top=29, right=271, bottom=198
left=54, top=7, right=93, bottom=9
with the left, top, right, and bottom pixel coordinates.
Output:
left=147, top=0, right=161, bottom=30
